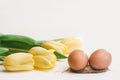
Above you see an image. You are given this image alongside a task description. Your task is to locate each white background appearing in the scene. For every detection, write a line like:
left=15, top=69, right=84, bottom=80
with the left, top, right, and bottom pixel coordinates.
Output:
left=0, top=0, right=120, bottom=80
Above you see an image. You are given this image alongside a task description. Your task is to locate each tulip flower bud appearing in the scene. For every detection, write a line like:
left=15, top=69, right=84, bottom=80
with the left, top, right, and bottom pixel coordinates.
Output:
left=60, top=36, right=82, bottom=54
left=3, top=53, right=34, bottom=72
left=41, top=41, right=67, bottom=54
left=29, top=47, right=56, bottom=70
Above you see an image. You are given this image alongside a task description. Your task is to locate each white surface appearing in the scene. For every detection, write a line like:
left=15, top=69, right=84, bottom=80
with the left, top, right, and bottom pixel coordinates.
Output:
left=0, top=61, right=119, bottom=80
left=0, top=0, right=120, bottom=80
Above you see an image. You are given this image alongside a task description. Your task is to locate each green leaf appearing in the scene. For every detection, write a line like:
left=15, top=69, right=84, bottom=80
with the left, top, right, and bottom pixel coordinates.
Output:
left=54, top=51, right=67, bottom=59
left=0, top=47, right=9, bottom=54
left=52, top=38, right=64, bottom=42
left=35, top=38, right=64, bottom=46
left=35, top=40, right=45, bottom=46
left=0, top=33, right=4, bottom=36
left=0, top=56, right=6, bottom=61
left=0, top=47, right=28, bottom=61
left=9, top=48, right=28, bottom=53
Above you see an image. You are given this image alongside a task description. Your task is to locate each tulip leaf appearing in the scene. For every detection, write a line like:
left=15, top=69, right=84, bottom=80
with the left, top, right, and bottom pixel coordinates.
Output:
left=0, top=47, right=28, bottom=61
left=0, top=56, right=6, bottom=61
left=52, top=38, right=63, bottom=42
left=0, top=47, right=9, bottom=54
left=35, top=40, right=45, bottom=46
left=35, top=38, right=64, bottom=46
left=54, top=51, right=67, bottom=59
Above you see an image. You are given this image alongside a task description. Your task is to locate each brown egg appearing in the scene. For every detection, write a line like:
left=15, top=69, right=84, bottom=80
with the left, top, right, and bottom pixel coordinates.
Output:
left=89, top=49, right=112, bottom=70
left=68, top=49, right=88, bottom=71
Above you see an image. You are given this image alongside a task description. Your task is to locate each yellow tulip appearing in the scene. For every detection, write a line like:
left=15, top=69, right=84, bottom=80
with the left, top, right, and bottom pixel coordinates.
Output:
left=3, top=53, right=34, bottom=72
left=29, top=47, right=56, bottom=70
left=41, top=41, right=67, bottom=54
left=29, top=47, right=55, bottom=55
left=60, top=36, right=82, bottom=54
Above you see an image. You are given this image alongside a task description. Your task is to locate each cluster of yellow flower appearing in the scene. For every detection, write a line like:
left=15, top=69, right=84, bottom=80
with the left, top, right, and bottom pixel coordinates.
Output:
left=3, top=36, right=82, bottom=71
left=42, top=36, right=82, bottom=54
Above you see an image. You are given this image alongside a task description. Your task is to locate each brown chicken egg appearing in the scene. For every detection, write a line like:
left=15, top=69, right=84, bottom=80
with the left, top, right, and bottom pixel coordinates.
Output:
left=89, top=49, right=112, bottom=70
left=68, top=49, right=88, bottom=71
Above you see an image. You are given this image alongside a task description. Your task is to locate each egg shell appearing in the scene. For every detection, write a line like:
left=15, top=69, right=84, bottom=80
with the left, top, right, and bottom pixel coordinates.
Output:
left=68, top=50, right=88, bottom=71
left=89, top=49, right=112, bottom=70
